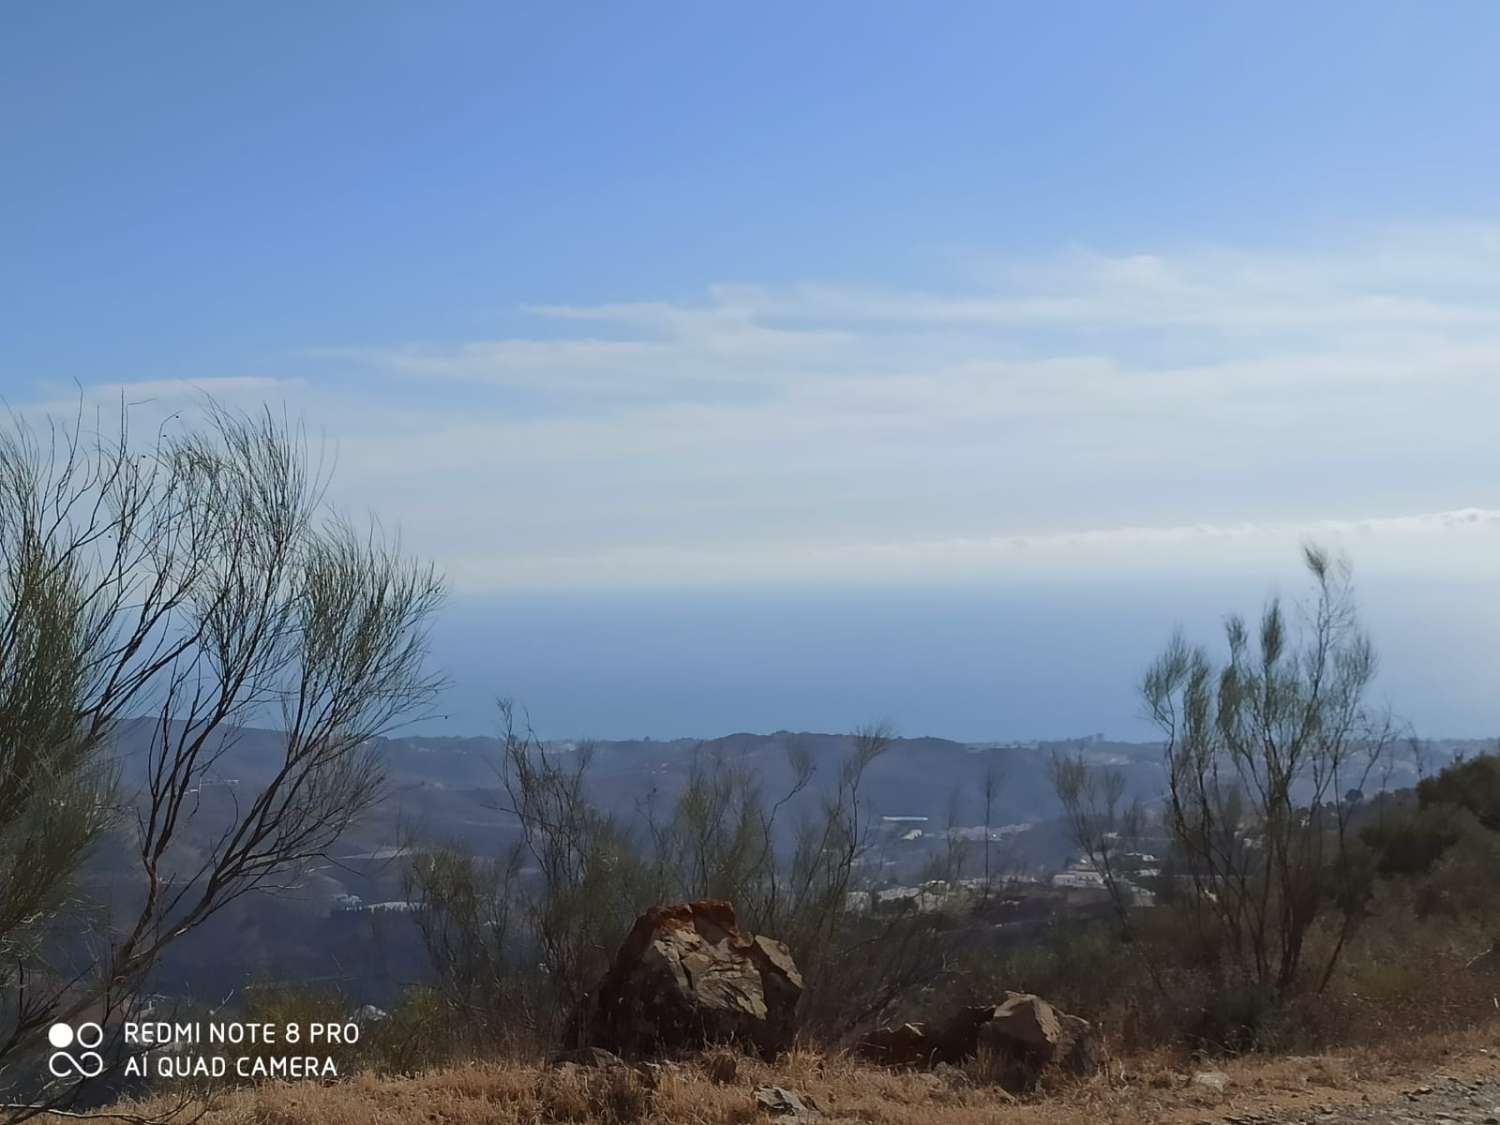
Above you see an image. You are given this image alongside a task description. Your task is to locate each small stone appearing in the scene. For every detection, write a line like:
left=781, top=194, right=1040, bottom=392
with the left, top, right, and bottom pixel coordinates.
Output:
left=754, top=1086, right=822, bottom=1120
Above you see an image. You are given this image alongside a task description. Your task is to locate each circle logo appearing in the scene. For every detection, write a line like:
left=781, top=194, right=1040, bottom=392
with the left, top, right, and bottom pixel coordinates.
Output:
left=46, top=1022, right=105, bottom=1079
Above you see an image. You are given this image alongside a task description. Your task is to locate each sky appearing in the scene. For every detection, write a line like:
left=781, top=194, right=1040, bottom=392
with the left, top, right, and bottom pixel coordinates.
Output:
left=4, top=3, right=1500, bottom=741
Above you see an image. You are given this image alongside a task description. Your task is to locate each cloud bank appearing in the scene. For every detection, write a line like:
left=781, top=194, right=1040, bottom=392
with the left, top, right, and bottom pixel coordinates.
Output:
left=18, top=225, right=1500, bottom=592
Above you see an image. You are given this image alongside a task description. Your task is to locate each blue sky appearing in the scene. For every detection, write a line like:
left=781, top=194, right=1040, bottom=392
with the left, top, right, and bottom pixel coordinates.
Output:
left=5, top=4, right=1500, bottom=739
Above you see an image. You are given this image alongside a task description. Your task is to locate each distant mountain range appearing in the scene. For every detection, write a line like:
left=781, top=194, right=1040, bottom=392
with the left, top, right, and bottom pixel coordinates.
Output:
left=81, top=723, right=1484, bottom=1009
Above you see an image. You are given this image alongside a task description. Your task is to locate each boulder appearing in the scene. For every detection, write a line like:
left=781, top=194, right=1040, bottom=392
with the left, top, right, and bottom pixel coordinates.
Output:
left=860, top=992, right=1104, bottom=1080
left=977, top=993, right=1063, bottom=1064
left=588, top=899, right=803, bottom=1058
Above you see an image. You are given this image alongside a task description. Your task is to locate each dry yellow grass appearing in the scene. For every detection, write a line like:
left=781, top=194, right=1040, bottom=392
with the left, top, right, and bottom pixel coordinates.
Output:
left=49, top=1019, right=1500, bottom=1125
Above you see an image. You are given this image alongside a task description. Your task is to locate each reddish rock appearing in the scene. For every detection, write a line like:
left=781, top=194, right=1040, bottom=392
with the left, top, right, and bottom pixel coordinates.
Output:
left=588, top=900, right=802, bottom=1058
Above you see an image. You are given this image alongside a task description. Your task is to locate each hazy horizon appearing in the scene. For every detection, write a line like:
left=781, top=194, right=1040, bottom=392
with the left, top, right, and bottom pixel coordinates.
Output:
left=421, top=566, right=1500, bottom=744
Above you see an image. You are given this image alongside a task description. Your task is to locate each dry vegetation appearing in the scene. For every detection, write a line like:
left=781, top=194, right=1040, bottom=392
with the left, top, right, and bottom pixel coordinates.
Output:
left=58, top=1021, right=1500, bottom=1125
left=60, top=906, right=1500, bottom=1125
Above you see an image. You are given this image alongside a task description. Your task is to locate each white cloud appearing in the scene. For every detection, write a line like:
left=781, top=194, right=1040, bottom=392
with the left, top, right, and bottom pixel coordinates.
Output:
left=12, top=227, right=1500, bottom=592
left=428, top=508, right=1500, bottom=592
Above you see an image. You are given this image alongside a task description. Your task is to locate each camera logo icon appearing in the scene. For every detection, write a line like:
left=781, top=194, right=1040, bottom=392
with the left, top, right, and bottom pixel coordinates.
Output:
left=47, top=1022, right=105, bottom=1079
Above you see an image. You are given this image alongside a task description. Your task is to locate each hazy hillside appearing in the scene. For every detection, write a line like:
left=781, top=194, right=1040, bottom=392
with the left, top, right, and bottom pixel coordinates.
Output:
left=80, top=723, right=1479, bottom=1009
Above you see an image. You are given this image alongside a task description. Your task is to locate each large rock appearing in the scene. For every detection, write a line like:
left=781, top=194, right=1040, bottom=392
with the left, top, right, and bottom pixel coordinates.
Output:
left=979, top=992, right=1105, bottom=1075
left=976, top=992, right=1063, bottom=1064
left=588, top=899, right=802, bottom=1058
left=859, top=992, right=1103, bottom=1081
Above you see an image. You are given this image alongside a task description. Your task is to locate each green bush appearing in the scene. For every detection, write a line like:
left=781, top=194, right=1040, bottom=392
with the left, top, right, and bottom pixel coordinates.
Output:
left=1418, top=752, right=1500, bottom=830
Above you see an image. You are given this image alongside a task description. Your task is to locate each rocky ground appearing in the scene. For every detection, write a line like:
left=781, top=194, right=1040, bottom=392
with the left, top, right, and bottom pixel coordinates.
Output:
left=1166, top=1047, right=1500, bottom=1125
left=1225, top=1070, right=1500, bottom=1125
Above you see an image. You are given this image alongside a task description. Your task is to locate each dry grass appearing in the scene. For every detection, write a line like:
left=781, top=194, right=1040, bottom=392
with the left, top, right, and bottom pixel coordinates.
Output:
left=50, top=1019, right=1500, bottom=1125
